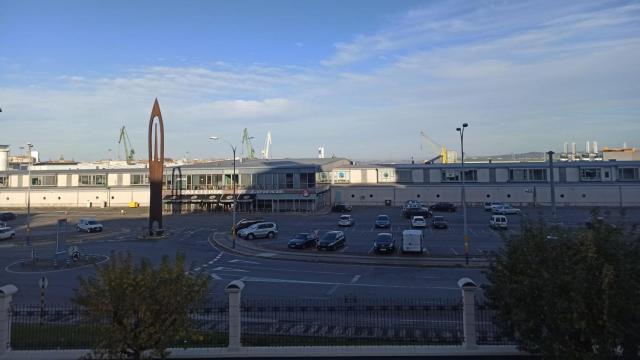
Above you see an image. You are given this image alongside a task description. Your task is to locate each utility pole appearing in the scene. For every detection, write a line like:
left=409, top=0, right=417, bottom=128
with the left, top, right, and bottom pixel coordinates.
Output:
left=457, top=124, right=469, bottom=266
left=547, top=151, right=557, bottom=221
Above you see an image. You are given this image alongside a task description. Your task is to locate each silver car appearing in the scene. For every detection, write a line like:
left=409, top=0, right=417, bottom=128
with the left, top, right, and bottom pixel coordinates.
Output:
left=238, top=222, right=278, bottom=240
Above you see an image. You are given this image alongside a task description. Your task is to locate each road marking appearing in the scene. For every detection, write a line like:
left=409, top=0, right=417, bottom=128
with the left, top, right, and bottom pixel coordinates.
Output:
left=367, top=246, right=375, bottom=255
left=450, top=248, right=458, bottom=256
left=229, top=259, right=260, bottom=265
left=350, top=275, right=361, bottom=284
left=256, top=252, right=276, bottom=257
left=239, top=276, right=459, bottom=290
left=326, top=284, right=340, bottom=296
left=210, top=273, right=222, bottom=280
left=212, top=267, right=248, bottom=272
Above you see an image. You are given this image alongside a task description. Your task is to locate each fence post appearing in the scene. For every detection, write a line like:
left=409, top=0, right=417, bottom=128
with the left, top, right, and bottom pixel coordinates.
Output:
left=0, top=285, right=18, bottom=355
left=458, top=277, right=478, bottom=349
left=225, top=280, right=245, bottom=351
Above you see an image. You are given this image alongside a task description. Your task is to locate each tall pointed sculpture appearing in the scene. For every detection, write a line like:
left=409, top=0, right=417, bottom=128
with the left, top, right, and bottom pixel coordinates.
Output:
left=148, top=98, right=165, bottom=235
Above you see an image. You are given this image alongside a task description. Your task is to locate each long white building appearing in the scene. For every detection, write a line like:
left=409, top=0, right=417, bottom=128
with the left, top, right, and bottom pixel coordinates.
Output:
left=1, top=158, right=639, bottom=211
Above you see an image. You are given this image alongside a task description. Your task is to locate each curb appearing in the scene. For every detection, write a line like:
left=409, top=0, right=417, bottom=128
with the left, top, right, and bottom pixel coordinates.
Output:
left=212, top=233, right=489, bottom=269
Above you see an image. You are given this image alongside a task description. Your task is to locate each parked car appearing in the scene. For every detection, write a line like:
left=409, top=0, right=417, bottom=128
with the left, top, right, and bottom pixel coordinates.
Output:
left=373, top=233, right=395, bottom=254
left=234, top=218, right=266, bottom=232
left=331, top=203, right=352, bottom=212
left=492, top=205, right=521, bottom=215
left=0, top=226, right=16, bottom=240
left=489, top=215, right=508, bottom=229
left=338, top=215, right=355, bottom=227
left=288, top=232, right=319, bottom=249
left=429, top=202, right=457, bottom=212
left=411, top=216, right=427, bottom=228
left=0, top=212, right=17, bottom=221
left=402, top=230, right=424, bottom=253
left=374, top=215, right=391, bottom=228
left=237, top=222, right=278, bottom=240
left=317, top=231, right=346, bottom=251
left=431, top=216, right=448, bottom=229
left=402, top=206, right=432, bottom=219
left=483, top=202, right=504, bottom=211
left=76, top=218, right=103, bottom=233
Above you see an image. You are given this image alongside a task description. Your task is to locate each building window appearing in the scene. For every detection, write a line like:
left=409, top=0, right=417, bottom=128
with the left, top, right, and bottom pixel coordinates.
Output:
left=509, top=169, right=547, bottom=182
left=131, top=174, right=149, bottom=185
left=580, top=168, right=601, bottom=181
left=441, top=169, right=477, bottom=182
left=618, top=168, right=639, bottom=181
left=79, top=174, right=106, bottom=186
left=0, top=176, right=8, bottom=187
left=285, top=173, right=294, bottom=189
left=316, top=172, right=331, bottom=184
left=32, top=175, right=58, bottom=186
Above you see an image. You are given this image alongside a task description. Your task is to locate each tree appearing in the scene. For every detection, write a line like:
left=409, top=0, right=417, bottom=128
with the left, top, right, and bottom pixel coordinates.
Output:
left=483, top=219, right=640, bottom=359
left=73, top=252, right=210, bottom=359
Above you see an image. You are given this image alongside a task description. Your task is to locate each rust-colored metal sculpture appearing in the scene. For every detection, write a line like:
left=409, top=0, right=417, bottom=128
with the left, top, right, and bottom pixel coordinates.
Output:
left=148, top=98, right=165, bottom=234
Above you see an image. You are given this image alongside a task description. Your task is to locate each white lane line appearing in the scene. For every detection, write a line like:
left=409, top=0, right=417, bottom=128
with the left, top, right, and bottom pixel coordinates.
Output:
left=326, top=284, right=340, bottom=296
left=229, top=259, right=260, bottom=264
left=210, top=273, right=222, bottom=280
left=367, top=246, right=375, bottom=255
left=212, top=267, right=248, bottom=272
left=239, top=276, right=459, bottom=290
left=350, top=275, right=361, bottom=284
left=450, top=248, right=458, bottom=256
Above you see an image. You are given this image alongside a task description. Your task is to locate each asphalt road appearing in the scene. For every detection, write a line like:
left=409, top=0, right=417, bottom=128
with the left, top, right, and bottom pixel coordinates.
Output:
left=0, top=205, right=636, bottom=305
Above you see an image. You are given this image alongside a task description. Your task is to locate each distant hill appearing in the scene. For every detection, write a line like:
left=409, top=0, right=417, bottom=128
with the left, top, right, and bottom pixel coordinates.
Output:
left=466, top=152, right=546, bottom=162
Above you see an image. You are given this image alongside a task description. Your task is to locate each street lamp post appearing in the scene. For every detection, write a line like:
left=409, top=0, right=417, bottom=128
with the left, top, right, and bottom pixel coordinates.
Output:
left=25, top=143, right=34, bottom=248
left=211, top=136, right=238, bottom=249
left=456, top=123, right=469, bottom=266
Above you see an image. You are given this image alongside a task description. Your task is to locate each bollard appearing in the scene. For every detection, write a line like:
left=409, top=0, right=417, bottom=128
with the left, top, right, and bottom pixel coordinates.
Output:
left=0, top=285, right=18, bottom=354
left=225, top=280, right=245, bottom=351
left=458, top=278, right=478, bottom=349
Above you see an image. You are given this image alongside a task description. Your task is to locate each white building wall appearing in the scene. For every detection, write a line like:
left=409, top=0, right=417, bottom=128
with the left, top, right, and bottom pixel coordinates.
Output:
left=108, top=174, right=119, bottom=186
left=9, top=175, right=20, bottom=187
left=350, top=169, right=362, bottom=183
left=122, top=174, right=131, bottom=186
left=365, top=169, right=377, bottom=183
left=477, top=169, right=490, bottom=183
left=565, top=168, right=579, bottom=182
left=57, top=174, right=68, bottom=187
left=411, top=170, right=423, bottom=183
left=71, top=174, right=79, bottom=186
left=429, top=169, right=441, bottom=183
left=495, top=169, right=509, bottom=182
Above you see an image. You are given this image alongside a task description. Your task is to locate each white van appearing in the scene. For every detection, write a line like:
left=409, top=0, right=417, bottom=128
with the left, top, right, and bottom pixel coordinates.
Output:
left=402, top=229, right=424, bottom=253
left=489, top=215, right=508, bottom=229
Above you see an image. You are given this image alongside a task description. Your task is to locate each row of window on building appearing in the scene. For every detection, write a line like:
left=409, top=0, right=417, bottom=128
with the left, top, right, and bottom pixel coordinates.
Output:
left=0, top=167, right=639, bottom=188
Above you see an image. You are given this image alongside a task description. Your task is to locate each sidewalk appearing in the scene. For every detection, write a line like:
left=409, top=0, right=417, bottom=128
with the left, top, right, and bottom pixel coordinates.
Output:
left=211, top=232, right=490, bottom=269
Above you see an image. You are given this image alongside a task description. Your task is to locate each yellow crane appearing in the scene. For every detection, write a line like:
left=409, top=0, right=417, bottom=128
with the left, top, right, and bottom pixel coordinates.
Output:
left=118, top=126, right=135, bottom=165
left=420, top=131, right=449, bottom=164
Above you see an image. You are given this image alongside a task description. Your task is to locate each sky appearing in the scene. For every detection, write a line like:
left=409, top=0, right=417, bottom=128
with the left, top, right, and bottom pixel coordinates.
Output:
left=0, top=0, right=639, bottom=162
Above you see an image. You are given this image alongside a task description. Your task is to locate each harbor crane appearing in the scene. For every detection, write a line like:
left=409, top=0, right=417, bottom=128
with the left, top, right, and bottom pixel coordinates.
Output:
left=118, top=126, right=135, bottom=164
left=242, top=128, right=256, bottom=160
left=261, top=130, right=272, bottom=160
left=420, top=131, right=449, bottom=164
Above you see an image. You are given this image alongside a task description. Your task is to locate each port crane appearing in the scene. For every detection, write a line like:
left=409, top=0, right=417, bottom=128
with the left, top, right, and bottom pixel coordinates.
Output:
left=261, top=130, right=272, bottom=160
left=420, top=131, right=449, bottom=164
left=242, top=128, right=256, bottom=160
left=118, top=126, right=135, bottom=164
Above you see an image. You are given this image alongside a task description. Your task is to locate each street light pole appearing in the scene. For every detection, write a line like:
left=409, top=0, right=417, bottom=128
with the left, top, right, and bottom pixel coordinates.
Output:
left=547, top=151, right=557, bottom=221
left=25, top=143, right=34, bottom=248
left=456, top=124, right=469, bottom=266
left=211, top=136, right=238, bottom=249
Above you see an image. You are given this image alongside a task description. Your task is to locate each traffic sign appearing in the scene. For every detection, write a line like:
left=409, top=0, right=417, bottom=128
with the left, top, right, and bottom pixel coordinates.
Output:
left=38, top=276, right=48, bottom=289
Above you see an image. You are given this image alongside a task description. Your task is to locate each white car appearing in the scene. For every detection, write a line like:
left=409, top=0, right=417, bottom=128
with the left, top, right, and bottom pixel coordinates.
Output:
left=490, top=215, right=508, bottom=229
left=338, top=215, right=355, bottom=227
left=484, top=202, right=504, bottom=211
left=411, top=216, right=427, bottom=228
left=76, top=218, right=103, bottom=233
left=0, top=226, right=16, bottom=240
left=492, top=205, right=521, bottom=215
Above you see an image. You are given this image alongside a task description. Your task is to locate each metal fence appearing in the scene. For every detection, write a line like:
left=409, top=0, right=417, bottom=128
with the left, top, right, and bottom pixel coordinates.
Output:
left=475, top=300, right=517, bottom=345
left=9, top=303, right=229, bottom=350
left=240, top=297, right=464, bottom=346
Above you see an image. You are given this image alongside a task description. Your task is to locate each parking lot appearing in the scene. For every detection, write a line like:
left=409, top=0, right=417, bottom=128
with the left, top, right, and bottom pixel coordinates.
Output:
left=238, top=205, right=638, bottom=258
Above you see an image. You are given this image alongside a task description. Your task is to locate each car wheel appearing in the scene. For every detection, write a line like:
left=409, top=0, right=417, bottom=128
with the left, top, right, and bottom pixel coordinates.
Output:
left=267, top=232, right=275, bottom=239
left=76, top=226, right=81, bottom=232
left=10, top=233, right=15, bottom=239
left=247, top=233, right=255, bottom=240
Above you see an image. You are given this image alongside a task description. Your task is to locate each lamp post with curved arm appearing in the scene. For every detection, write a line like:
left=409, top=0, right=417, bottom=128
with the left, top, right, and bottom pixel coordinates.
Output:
left=210, top=136, right=238, bottom=249
left=456, top=123, right=469, bottom=266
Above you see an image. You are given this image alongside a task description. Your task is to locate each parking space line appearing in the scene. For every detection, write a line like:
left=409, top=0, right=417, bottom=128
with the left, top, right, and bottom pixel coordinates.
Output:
left=450, top=248, right=458, bottom=256
left=210, top=273, right=222, bottom=280
left=350, top=275, right=361, bottom=284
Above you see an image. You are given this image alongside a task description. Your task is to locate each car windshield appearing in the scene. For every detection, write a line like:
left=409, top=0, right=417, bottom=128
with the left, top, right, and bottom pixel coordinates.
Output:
left=87, top=221, right=97, bottom=225
left=376, top=234, right=392, bottom=243
left=321, top=232, right=338, bottom=241
left=413, top=217, right=424, bottom=222
left=340, top=215, right=350, bottom=220
left=434, top=216, right=444, bottom=221
left=377, top=215, right=388, bottom=221
left=293, top=233, right=308, bottom=240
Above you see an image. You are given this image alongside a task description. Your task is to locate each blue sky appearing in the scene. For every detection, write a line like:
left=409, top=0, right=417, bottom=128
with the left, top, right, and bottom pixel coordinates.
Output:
left=1, top=0, right=639, bottom=161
